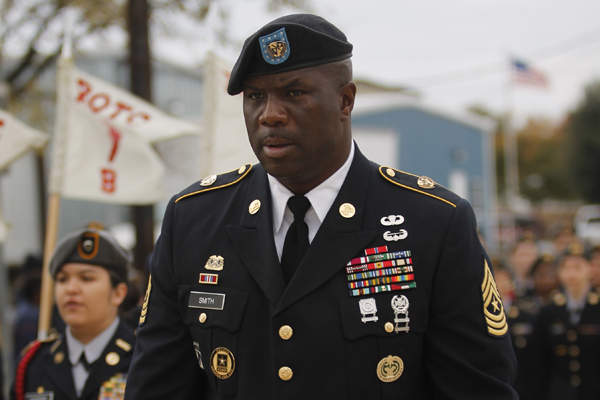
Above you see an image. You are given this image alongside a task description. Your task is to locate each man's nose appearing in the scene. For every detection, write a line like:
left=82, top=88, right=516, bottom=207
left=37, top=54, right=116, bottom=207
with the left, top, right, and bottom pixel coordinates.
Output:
left=259, top=95, right=288, bottom=126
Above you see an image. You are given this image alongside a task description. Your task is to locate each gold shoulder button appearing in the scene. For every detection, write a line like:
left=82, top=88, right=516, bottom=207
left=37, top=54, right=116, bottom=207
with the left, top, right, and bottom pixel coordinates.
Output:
left=176, top=164, right=253, bottom=203
left=588, top=291, right=599, bottom=306
left=379, top=166, right=458, bottom=208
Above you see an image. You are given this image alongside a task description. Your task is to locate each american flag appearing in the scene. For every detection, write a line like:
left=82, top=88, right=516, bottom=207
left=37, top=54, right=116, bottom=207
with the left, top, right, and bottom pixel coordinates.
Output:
left=511, top=59, right=549, bottom=87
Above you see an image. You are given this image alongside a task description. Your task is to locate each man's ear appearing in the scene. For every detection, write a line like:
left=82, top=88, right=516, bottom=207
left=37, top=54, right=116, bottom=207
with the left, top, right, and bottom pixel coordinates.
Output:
left=340, top=81, right=357, bottom=121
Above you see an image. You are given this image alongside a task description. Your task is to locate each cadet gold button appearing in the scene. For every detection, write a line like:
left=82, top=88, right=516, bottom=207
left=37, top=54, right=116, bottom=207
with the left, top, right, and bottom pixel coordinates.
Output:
left=569, top=345, right=580, bottom=357
left=54, top=352, right=64, bottom=364
left=386, top=168, right=395, bottom=177
left=279, top=366, right=293, bottom=381
left=37, top=387, right=44, bottom=394
left=106, top=352, right=120, bottom=366
left=567, top=330, right=577, bottom=342
left=570, top=360, right=580, bottom=372
left=199, top=313, right=207, bottom=323
left=339, top=203, right=355, bottom=218
left=571, top=375, right=581, bottom=387
left=384, top=322, right=394, bottom=333
left=279, top=325, right=293, bottom=340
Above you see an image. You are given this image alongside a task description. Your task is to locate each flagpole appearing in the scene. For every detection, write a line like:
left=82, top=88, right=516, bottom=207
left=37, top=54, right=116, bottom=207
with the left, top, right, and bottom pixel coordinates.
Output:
left=37, top=11, right=74, bottom=339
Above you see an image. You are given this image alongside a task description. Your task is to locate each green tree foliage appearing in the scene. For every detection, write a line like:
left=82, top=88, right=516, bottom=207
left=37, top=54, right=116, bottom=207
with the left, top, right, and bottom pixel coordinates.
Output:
left=517, top=118, right=576, bottom=202
left=568, top=80, right=600, bottom=203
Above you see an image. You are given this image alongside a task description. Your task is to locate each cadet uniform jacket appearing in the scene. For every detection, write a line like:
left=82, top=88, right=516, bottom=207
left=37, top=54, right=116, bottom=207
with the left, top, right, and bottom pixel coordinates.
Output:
left=11, top=321, right=135, bottom=400
left=126, top=148, right=517, bottom=400
left=532, top=290, right=600, bottom=400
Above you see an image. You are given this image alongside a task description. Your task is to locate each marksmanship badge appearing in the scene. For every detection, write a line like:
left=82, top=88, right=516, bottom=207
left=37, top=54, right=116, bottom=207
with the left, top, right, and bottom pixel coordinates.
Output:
left=359, top=298, right=379, bottom=323
left=259, top=28, right=290, bottom=65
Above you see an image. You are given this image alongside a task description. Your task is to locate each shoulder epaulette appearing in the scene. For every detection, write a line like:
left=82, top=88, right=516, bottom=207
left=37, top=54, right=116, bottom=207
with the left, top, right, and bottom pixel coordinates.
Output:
left=379, top=166, right=459, bottom=208
left=19, top=333, right=59, bottom=357
left=175, top=164, right=253, bottom=203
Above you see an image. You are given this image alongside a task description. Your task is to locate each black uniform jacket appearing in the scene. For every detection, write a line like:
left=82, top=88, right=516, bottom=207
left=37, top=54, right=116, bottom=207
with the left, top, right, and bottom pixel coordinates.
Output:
left=11, top=320, right=135, bottom=400
left=532, top=290, right=600, bottom=400
left=126, top=148, right=517, bottom=400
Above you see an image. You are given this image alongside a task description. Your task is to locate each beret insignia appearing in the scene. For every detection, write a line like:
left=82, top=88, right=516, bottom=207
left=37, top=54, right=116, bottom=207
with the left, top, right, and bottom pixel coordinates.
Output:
left=482, top=260, right=508, bottom=337
left=260, top=28, right=290, bottom=65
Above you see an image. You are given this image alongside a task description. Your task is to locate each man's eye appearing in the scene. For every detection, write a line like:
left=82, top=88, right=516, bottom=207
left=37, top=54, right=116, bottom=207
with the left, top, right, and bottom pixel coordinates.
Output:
left=288, top=90, right=303, bottom=97
left=248, top=93, right=263, bottom=100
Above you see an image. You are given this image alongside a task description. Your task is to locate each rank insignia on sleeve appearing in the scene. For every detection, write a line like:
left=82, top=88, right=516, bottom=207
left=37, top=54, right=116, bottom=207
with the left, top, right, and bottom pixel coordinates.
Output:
left=139, top=275, right=151, bottom=326
left=481, top=260, right=508, bottom=337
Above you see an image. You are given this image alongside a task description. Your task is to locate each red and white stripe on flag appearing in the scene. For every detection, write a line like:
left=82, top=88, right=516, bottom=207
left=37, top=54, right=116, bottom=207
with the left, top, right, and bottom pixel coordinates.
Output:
left=511, top=59, right=548, bottom=87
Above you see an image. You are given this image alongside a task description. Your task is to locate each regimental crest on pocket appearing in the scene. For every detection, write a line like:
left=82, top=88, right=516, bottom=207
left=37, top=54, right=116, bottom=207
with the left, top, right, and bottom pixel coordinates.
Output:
left=482, top=260, right=508, bottom=337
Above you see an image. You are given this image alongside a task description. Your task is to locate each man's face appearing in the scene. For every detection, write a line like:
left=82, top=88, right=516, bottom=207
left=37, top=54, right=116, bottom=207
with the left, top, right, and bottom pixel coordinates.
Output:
left=242, top=64, right=353, bottom=194
left=558, top=256, right=590, bottom=295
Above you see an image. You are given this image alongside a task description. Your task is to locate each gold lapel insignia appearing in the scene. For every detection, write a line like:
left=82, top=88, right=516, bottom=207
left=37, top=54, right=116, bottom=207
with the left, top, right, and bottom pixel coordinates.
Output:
left=238, top=165, right=247, bottom=174
left=377, top=355, right=404, bottom=382
left=200, top=175, right=217, bottom=187
left=106, top=352, right=120, bottom=366
left=54, top=352, right=64, bottom=364
left=386, top=168, right=396, bottom=177
left=205, top=255, right=224, bottom=271
left=417, top=176, right=435, bottom=189
left=339, top=203, right=356, bottom=218
left=482, top=260, right=508, bottom=337
left=115, top=339, right=132, bottom=352
left=249, top=199, right=261, bottom=214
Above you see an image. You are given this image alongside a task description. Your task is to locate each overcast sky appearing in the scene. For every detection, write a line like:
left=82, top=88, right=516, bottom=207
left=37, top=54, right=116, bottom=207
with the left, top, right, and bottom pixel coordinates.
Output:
left=77, top=0, right=600, bottom=127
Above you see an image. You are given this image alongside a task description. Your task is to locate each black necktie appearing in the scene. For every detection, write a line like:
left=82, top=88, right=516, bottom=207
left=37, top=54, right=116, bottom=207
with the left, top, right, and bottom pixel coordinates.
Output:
left=281, top=195, right=311, bottom=284
left=79, top=353, right=94, bottom=372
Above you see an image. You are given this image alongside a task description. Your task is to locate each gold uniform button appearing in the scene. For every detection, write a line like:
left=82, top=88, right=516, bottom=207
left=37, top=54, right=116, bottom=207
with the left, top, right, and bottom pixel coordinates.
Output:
left=37, top=387, right=44, bottom=394
left=570, top=360, right=581, bottom=372
left=571, top=375, right=581, bottom=387
left=384, top=322, right=395, bottom=333
left=106, top=352, right=120, bottom=366
left=569, top=345, right=580, bottom=357
left=279, top=366, right=293, bottom=381
left=279, top=325, right=293, bottom=340
left=386, top=168, right=396, bottom=177
left=54, top=352, right=64, bottom=364
left=339, top=203, right=356, bottom=218
left=567, top=330, right=577, bottom=342
left=199, top=313, right=207, bottom=323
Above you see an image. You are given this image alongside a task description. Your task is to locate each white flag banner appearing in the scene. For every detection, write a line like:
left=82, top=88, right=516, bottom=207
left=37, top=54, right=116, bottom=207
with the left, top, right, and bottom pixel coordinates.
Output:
left=201, top=51, right=257, bottom=177
left=50, top=58, right=202, bottom=204
left=0, top=109, right=49, bottom=171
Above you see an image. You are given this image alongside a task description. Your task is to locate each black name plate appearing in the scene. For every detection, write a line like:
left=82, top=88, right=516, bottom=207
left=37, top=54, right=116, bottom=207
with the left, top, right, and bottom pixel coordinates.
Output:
left=189, top=291, right=225, bottom=310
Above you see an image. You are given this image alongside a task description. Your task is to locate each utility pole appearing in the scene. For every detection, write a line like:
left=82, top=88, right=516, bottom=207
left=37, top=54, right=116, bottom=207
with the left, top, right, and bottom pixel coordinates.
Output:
left=128, top=0, right=154, bottom=272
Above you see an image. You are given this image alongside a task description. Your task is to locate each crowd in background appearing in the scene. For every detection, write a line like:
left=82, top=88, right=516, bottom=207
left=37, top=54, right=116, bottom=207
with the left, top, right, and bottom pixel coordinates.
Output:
left=494, top=223, right=600, bottom=400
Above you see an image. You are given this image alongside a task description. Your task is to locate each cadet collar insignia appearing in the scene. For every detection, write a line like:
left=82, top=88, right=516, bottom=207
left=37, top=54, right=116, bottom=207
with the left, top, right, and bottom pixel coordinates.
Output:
left=115, top=339, right=132, bottom=352
left=379, top=166, right=457, bottom=208
left=176, top=164, right=252, bottom=203
left=106, top=352, right=120, bottom=366
left=481, top=260, right=508, bottom=337
left=260, top=28, right=290, bottom=65
left=139, top=275, right=151, bottom=326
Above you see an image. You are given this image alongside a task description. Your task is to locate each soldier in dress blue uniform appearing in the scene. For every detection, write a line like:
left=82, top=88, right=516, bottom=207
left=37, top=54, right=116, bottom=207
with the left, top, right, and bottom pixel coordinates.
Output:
left=11, top=224, right=136, bottom=400
left=125, top=14, right=517, bottom=399
left=532, top=242, right=600, bottom=400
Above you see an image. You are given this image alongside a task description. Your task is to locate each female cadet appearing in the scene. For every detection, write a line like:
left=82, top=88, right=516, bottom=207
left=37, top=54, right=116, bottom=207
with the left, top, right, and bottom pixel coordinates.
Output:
left=532, top=242, right=600, bottom=400
left=11, top=224, right=136, bottom=400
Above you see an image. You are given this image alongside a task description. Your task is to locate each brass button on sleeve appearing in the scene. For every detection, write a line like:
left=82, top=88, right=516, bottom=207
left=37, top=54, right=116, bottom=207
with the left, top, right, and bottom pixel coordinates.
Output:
left=279, top=366, right=293, bottom=381
left=199, top=313, right=207, bottom=323
left=279, top=325, right=293, bottom=340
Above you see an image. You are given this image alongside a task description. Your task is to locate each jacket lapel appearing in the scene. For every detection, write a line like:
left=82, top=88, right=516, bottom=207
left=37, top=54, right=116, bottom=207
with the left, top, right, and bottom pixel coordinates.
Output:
left=44, top=337, right=78, bottom=400
left=80, top=322, right=134, bottom=400
left=275, top=148, right=377, bottom=315
left=227, top=165, right=286, bottom=308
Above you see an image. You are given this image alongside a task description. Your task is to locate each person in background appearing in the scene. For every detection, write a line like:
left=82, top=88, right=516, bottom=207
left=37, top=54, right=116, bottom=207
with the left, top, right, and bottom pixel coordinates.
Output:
left=588, top=246, right=600, bottom=291
left=495, top=266, right=537, bottom=400
left=509, top=237, right=539, bottom=298
left=11, top=223, right=136, bottom=400
left=522, top=254, right=559, bottom=311
left=532, top=241, right=600, bottom=400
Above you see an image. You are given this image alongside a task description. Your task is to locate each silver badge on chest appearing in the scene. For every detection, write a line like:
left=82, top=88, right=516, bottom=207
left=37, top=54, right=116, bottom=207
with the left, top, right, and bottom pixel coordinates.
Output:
left=391, top=295, right=410, bottom=333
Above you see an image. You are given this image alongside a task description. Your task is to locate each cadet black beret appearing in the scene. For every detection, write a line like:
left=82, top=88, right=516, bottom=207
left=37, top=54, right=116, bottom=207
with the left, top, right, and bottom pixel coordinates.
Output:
left=227, top=13, right=353, bottom=95
left=50, top=223, right=132, bottom=283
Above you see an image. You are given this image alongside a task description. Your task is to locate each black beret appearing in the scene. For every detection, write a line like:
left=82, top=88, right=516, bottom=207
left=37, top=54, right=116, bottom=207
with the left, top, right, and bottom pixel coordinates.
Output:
left=50, top=223, right=132, bottom=283
left=227, top=13, right=353, bottom=95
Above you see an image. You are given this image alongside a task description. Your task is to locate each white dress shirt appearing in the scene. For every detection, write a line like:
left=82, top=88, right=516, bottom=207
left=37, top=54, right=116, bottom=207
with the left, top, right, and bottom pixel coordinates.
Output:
left=268, top=142, right=355, bottom=261
left=66, top=317, right=120, bottom=397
